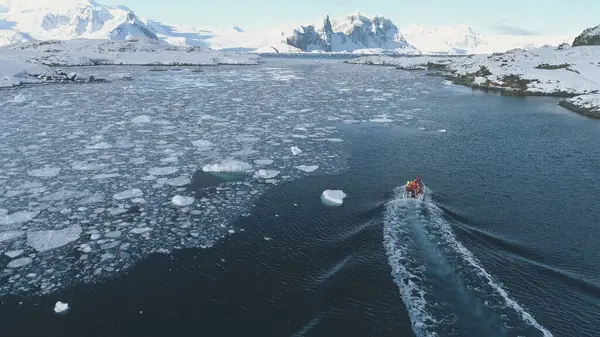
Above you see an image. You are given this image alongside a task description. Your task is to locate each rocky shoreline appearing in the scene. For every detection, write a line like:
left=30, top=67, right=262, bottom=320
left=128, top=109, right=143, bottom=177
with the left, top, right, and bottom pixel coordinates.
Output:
left=345, top=45, right=600, bottom=119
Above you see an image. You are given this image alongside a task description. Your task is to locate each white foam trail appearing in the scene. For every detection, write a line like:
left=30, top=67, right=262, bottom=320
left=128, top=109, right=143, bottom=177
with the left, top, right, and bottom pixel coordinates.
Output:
left=384, top=187, right=552, bottom=337
left=384, top=193, right=439, bottom=337
left=425, top=203, right=553, bottom=337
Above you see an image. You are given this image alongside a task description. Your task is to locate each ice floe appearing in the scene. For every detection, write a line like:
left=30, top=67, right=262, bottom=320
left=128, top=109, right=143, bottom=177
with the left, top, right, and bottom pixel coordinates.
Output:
left=202, top=160, right=253, bottom=173
left=295, top=165, right=319, bottom=173
left=113, top=189, right=144, bottom=200
left=254, top=169, right=281, bottom=179
left=54, top=301, right=69, bottom=314
left=27, top=225, right=83, bottom=252
left=321, top=190, right=347, bottom=206
left=172, top=195, right=195, bottom=206
left=7, top=257, right=33, bottom=268
left=291, top=146, right=302, bottom=156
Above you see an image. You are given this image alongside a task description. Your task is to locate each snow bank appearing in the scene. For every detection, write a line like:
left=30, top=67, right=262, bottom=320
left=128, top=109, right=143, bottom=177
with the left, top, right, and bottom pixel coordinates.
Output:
left=0, top=59, right=62, bottom=88
left=320, top=190, right=347, bottom=206
left=0, top=38, right=263, bottom=67
left=348, top=45, right=600, bottom=118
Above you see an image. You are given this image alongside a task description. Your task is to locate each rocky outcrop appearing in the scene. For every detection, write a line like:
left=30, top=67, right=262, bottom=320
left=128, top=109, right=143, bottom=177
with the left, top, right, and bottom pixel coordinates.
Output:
left=572, top=24, right=600, bottom=46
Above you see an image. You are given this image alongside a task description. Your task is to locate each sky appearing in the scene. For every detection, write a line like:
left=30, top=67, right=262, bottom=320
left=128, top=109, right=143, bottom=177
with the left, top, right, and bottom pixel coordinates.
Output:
left=108, top=0, right=598, bottom=35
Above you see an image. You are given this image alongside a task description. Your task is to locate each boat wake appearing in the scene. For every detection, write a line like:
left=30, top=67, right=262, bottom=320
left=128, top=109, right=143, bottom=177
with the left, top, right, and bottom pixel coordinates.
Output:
left=383, top=187, right=552, bottom=337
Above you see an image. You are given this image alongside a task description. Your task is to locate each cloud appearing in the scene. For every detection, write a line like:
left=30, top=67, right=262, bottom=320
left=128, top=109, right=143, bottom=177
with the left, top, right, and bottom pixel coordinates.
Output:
left=489, top=22, right=540, bottom=36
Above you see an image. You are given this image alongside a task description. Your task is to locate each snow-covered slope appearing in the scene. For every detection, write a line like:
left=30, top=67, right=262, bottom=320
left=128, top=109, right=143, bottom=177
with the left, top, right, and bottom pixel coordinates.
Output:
left=284, top=12, right=419, bottom=54
left=572, top=24, right=600, bottom=46
left=0, top=1, right=580, bottom=55
left=401, top=24, right=573, bottom=55
left=0, top=37, right=263, bottom=66
left=347, top=44, right=600, bottom=117
left=0, top=0, right=157, bottom=41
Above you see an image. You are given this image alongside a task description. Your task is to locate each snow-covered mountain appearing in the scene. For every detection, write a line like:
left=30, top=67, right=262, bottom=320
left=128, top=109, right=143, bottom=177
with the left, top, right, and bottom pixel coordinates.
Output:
left=283, top=12, right=419, bottom=54
left=401, top=24, right=573, bottom=55
left=572, top=24, right=600, bottom=46
left=0, top=0, right=577, bottom=54
left=0, top=0, right=157, bottom=41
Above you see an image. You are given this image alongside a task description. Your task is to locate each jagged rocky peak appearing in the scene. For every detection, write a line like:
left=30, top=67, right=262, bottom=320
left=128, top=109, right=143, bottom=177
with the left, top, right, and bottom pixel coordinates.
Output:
left=0, top=0, right=158, bottom=40
left=285, top=12, right=415, bottom=53
left=572, top=24, right=600, bottom=46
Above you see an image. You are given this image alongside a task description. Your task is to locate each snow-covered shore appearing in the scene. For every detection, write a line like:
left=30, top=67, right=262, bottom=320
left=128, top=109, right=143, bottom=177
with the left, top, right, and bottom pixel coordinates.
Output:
left=0, top=38, right=263, bottom=88
left=345, top=45, right=600, bottom=118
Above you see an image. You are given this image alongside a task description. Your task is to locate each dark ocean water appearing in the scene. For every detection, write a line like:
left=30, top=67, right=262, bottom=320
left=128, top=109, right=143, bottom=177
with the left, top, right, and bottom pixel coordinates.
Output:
left=1, top=59, right=599, bottom=337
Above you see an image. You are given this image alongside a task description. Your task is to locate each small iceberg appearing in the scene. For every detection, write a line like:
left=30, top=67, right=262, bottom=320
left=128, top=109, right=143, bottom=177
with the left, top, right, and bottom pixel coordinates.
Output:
left=54, top=301, right=69, bottom=315
left=320, top=190, right=347, bottom=207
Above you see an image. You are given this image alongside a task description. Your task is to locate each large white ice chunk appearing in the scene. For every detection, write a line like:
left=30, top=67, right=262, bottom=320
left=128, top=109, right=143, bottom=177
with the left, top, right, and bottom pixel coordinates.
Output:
left=7, top=257, right=33, bottom=268
left=320, top=190, right=347, bottom=206
left=148, top=166, right=179, bottom=176
left=54, top=301, right=69, bottom=314
left=5, top=249, right=24, bottom=258
left=27, top=224, right=82, bottom=252
left=27, top=166, right=60, bottom=177
left=295, top=165, right=319, bottom=173
left=202, top=160, right=252, bottom=173
left=0, top=210, right=38, bottom=226
left=254, top=169, right=280, bottom=179
left=171, top=195, right=194, bottom=206
left=291, top=146, right=302, bottom=156
left=0, top=230, right=24, bottom=243
left=113, top=189, right=143, bottom=200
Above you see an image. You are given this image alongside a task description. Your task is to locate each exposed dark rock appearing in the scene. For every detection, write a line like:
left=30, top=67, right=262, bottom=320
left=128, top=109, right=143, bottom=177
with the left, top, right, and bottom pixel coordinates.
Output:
left=572, top=24, right=600, bottom=46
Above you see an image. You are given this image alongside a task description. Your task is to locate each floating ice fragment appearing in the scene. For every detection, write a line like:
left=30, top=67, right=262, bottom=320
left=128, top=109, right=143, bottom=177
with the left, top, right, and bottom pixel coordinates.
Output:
left=131, top=115, right=151, bottom=124
left=172, top=195, right=194, bottom=206
left=113, top=189, right=143, bottom=200
left=87, top=142, right=113, bottom=149
left=4, top=250, right=24, bottom=258
left=438, top=129, right=447, bottom=133
left=27, top=225, right=82, bottom=252
left=165, top=176, right=191, bottom=187
left=148, top=166, right=179, bottom=176
left=27, top=166, right=60, bottom=177
left=130, top=227, right=152, bottom=234
left=202, top=160, right=252, bottom=173
left=9, top=93, right=26, bottom=103
left=0, top=231, right=25, bottom=243
left=290, top=146, right=302, bottom=156
left=320, top=190, right=347, bottom=207
left=254, top=159, right=274, bottom=166
left=192, top=140, right=213, bottom=148
left=54, top=301, right=69, bottom=314
left=254, top=169, right=280, bottom=179
left=0, top=210, right=38, bottom=226
left=7, top=257, right=33, bottom=268
left=295, top=165, right=319, bottom=173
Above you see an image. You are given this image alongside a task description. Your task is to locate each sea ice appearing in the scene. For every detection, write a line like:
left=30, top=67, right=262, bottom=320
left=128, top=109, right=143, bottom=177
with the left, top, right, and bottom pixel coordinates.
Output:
left=27, top=166, right=60, bottom=177
left=9, top=93, right=26, bottom=103
left=295, top=165, right=319, bottom=173
left=7, top=257, right=33, bottom=268
left=192, top=140, right=214, bottom=148
left=0, top=210, right=38, bottom=226
left=202, top=160, right=252, bottom=173
left=254, top=159, right=274, bottom=166
left=321, top=190, right=347, bottom=206
left=4, top=250, right=24, bottom=258
left=88, top=142, right=113, bottom=149
left=166, top=176, right=191, bottom=187
left=54, top=301, right=69, bottom=314
left=438, top=129, right=447, bottom=133
left=130, top=227, right=152, bottom=234
left=27, top=225, right=82, bottom=252
left=172, top=195, right=194, bottom=206
left=0, top=231, right=24, bottom=243
left=148, top=166, right=179, bottom=176
left=131, top=115, right=151, bottom=124
left=291, top=146, right=302, bottom=156
left=254, top=169, right=280, bottom=179
left=113, top=189, right=143, bottom=200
